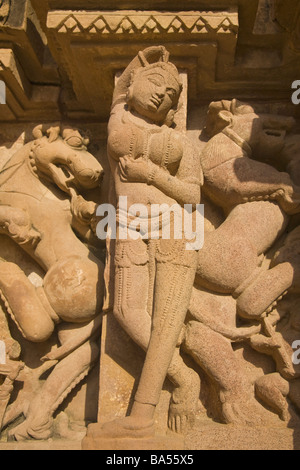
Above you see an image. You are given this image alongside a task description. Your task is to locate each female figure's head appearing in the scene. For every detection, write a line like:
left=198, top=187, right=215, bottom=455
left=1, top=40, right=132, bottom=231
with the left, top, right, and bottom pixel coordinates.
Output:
left=126, top=61, right=182, bottom=126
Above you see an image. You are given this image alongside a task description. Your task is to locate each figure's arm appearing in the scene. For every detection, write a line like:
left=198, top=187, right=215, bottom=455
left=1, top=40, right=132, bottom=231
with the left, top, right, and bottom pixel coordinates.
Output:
left=148, top=164, right=201, bottom=206
left=119, top=138, right=202, bottom=206
left=202, top=144, right=300, bottom=214
left=70, top=195, right=103, bottom=246
left=232, top=160, right=300, bottom=215
left=0, top=205, right=40, bottom=246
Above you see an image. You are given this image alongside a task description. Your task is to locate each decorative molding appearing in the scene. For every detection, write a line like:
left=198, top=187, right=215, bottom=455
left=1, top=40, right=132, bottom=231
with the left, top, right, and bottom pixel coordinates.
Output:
left=0, top=48, right=60, bottom=121
left=47, top=10, right=239, bottom=36
left=0, top=0, right=10, bottom=25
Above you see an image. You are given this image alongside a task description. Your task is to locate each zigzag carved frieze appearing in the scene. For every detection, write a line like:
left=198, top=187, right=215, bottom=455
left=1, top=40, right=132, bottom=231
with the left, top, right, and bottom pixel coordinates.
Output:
left=47, top=10, right=239, bottom=36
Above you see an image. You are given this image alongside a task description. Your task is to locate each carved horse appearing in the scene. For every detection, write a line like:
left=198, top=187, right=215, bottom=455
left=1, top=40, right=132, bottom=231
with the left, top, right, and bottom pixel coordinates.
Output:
left=179, top=100, right=300, bottom=425
left=0, top=124, right=105, bottom=440
left=193, top=100, right=300, bottom=321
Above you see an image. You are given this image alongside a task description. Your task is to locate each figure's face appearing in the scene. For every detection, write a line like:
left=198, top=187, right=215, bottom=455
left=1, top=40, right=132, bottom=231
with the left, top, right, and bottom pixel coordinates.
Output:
left=128, top=67, right=181, bottom=124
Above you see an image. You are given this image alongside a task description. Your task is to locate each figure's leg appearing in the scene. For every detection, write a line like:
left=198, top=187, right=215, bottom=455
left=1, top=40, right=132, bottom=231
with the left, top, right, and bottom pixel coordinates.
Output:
left=196, top=201, right=288, bottom=294
left=167, top=346, right=201, bottom=434
left=112, top=239, right=152, bottom=351
left=0, top=261, right=56, bottom=342
left=9, top=328, right=100, bottom=441
left=113, top=240, right=201, bottom=433
left=255, top=373, right=290, bottom=421
left=43, top=255, right=104, bottom=324
left=98, top=242, right=198, bottom=438
left=130, top=250, right=198, bottom=426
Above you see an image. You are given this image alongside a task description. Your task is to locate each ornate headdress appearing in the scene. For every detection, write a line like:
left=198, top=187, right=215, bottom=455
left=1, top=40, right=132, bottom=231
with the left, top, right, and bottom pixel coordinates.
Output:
left=133, top=47, right=182, bottom=91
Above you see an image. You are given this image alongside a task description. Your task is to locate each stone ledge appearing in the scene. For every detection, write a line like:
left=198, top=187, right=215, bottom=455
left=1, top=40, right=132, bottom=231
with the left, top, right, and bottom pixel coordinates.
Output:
left=0, top=439, right=82, bottom=451
left=185, top=422, right=300, bottom=451
left=1, top=423, right=299, bottom=450
left=82, top=431, right=184, bottom=451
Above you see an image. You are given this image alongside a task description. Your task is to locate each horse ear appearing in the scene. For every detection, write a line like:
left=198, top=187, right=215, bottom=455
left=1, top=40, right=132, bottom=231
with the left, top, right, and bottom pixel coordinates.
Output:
left=32, top=125, right=44, bottom=140
left=231, top=99, right=255, bottom=115
left=47, top=126, right=61, bottom=143
left=205, top=106, right=233, bottom=138
left=32, top=124, right=61, bottom=142
left=218, top=110, right=233, bottom=127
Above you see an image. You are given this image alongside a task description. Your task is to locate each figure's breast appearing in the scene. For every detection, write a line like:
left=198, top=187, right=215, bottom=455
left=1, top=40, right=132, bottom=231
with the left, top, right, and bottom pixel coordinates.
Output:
left=148, top=128, right=183, bottom=175
left=108, top=110, right=183, bottom=176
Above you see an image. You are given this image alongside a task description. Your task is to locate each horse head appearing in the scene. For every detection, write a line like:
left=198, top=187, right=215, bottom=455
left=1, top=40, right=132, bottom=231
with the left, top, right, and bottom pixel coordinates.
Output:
left=29, top=125, right=104, bottom=195
left=205, top=99, right=296, bottom=160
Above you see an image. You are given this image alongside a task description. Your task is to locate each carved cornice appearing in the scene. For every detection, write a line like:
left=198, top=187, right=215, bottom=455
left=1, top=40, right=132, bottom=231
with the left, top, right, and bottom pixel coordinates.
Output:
left=0, top=48, right=60, bottom=121
left=0, top=0, right=10, bottom=25
left=47, top=10, right=239, bottom=36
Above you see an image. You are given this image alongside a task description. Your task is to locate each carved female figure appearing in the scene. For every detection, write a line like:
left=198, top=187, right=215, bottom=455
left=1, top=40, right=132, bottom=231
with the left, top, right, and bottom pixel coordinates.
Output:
left=100, top=46, right=203, bottom=437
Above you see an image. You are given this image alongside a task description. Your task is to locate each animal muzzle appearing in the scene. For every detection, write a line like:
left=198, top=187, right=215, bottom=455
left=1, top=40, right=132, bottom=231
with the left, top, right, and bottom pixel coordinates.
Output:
left=76, top=167, right=104, bottom=188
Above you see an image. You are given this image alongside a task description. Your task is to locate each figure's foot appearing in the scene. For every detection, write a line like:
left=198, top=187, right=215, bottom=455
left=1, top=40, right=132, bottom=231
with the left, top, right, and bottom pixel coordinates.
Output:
left=0, top=360, right=24, bottom=381
left=255, top=373, right=291, bottom=422
left=8, top=418, right=53, bottom=441
left=168, top=368, right=201, bottom=434
left=90, top=416, right=155, bottom=440
left=220, top=390, right=262, bottom=426
left=54, top=412, right=87, bottom=441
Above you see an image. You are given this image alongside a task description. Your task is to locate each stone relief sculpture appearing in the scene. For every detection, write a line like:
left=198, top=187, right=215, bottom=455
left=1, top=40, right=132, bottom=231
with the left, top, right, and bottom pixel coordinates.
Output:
left=1, top=43, right=300, bottom=449
left=0, top=125, right=105, bottom=440
left=83, top=48, right=300, bottom=449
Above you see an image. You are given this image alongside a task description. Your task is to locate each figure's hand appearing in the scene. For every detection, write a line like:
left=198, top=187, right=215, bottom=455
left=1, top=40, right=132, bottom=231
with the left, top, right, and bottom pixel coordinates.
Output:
left=119, top=156, right=151, bottom=183
left=71, top=194, right=97, bottom=225
left=276, top=185, right=300, bottom=215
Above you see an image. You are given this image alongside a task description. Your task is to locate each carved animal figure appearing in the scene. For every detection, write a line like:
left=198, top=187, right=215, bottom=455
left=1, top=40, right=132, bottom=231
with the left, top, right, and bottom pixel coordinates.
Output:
left=196, top=100, right=300, bottom=319
left=178, top=101, right=300, bottom=426
left=0, top=124, right=105, bottom=440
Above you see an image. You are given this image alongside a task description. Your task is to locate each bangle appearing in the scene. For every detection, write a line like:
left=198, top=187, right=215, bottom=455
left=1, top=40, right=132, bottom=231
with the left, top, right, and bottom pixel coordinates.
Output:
left=147, top=166, right=158, bottom=185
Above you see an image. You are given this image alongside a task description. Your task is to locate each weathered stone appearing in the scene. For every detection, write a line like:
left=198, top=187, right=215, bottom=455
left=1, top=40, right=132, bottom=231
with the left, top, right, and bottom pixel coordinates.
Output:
left=1, top=0, right=300, bottom=452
